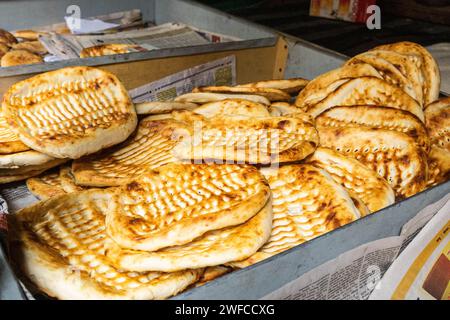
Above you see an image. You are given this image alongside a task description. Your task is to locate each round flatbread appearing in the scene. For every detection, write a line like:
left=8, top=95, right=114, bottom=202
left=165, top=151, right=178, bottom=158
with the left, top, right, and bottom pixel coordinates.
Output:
left=2, top=66, right=137, bottom=159
left=106, top=163, right=271, bottom=251
left=12, top=40, right=47, bottom=55
left=192, top=86, right=290, bottom=102
left=193, top=99, right=270, bottom=118
left=26, top=169, right=66, bottom=199
left=1, top=49, right=43, bottom=67
left=12, top=29, right=47, bottom=41
left=425, top=97, right=450, bottom=153
left=0, top=29, right=17, bottom=46
left=174, top=92, right=270, bottom=105
left=134, top=101, right=198, bottom=115
left=238, top=78, right=309, bottom=95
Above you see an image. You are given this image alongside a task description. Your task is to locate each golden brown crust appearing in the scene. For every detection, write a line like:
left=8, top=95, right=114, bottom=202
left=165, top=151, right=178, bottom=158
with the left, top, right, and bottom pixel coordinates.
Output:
left=307, top=147, right=395, bottom=212
left=372, top=41, right=440, bottom=106
left=72, top=117, right=181, bottom=187
left=9, top=191, right=201, bottom=299
left=80, top=44, right=138, bottom=58
left=134, top=101, right=198, bottom=115
left=59, top=165, right=86, bottom=192
left=26, top=170, right=66, bottom=199
left=230, top=164, right=360, bottom=268
left=195, top=266, right=232, bottom=287
left=193, top=99, right=270, bottom=118
left=1, top=49, right=43, bottom=67
left=175, top=92, right=271, bottom=105
left=426, top=145, right=450, bottom=187
left=307, top=77, right=424, bottom=122
left=12, top=41, right=47, bottom=55
left=193, top=85, right=291, bottom=102
left=105, top=199, right=272, bottom=272
left=0, top=43, right=9, bottom=58
left=295, top=63, right=382, bottom=108
left=12, top=29, right=47, bottom=41
left=317, top=126, right=428, bottom=199
left=106, top=163, right=271, bottom=251
left=2, top=66, right=137, bottom=159
left=171, top=111, right=319, bottom=164
left=425, top=97, right=450, bottom=153
left=315, top=105, right=430, bottom=153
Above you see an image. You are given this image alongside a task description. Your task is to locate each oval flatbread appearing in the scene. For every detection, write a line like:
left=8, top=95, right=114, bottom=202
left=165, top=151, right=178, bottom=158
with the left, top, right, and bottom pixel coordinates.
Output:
left=318, top=126, right=428, bottom=199
left=72, top=117, right=181, bottom=187
left=0, top=112, right=30, bottom=154
left=1, top=49, right=43, bottom=67
left=134, top=101, right=198, bottom=115
left=174, top=92, right=270, bottom=105
left=105, top=198, right=272, bottom=272
left=11, top=40, right=47, bottom=55
left=295, top=63, right=382, bottom=108
left=26, top=169, right=66, bottom=199
left=2, top=66, right=137, bottom=159
left=12, top=29, right=47, bottom=41
left=193, top=99, right=270, bottom=118
left=106, top=163, right=271, bottom=251
left=426, top=145, right=450, bottom=187
left=315, top=105, right=430, bottom=152
left=372, top=42, right=440, bottom=106
left=9, top=190, right=201, bottom=300
left=306, top=76, right=424, bottom=122
left=307, top=147, right=395, bottom=212
left=192, top=85, right=290, bottom=102
left=230, top=164, right=360, bottom=268
left=80, top=44, right=139, bottom=58
left=0, top=29, right=17, bottom=46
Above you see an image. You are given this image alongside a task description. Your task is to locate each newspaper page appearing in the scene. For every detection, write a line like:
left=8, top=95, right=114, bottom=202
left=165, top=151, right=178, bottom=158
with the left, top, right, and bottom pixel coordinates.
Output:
left=369, top=200, right=450, bottom=300
left=40, top=22, right=213, bottom=59
left=129, top=55, right=236, bottom=103
left=262, top=194, right=450, bottom=300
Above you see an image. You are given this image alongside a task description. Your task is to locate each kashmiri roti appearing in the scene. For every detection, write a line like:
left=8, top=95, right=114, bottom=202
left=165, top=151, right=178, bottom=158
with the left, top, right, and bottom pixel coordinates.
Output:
left=1, top=49, right=43, bottom=67
left=425, top=97, right=450, bottom=153
left=0, top=112, right=29, bottom=154
left=318, top=126, right=428, bottom=199
left=26, top=169, right=66, bottom=199
left=174, top=92, right=270, bottom=105
left=106, top=163, right=271, bottom=251
left=238, top=78, right=309, bottom=95
left=2, top=66, right=137, bottom=159
left=231, top=164, right=360, bottom=268
left=192, top=86, right=290, bottom=102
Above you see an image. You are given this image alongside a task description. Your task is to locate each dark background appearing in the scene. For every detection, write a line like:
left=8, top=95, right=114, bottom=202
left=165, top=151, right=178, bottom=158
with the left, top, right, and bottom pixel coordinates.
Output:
left=198, top=0, right=450, bottom=56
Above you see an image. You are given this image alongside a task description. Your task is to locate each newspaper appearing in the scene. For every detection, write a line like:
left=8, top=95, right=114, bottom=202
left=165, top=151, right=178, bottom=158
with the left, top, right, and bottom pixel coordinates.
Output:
left=129, top=55, right=236, bottom=103
left=40, top=22, right=213, bottom=59
left=262, top=194, right=450, bottom=300
left=369, top=199, right=450, bottom=300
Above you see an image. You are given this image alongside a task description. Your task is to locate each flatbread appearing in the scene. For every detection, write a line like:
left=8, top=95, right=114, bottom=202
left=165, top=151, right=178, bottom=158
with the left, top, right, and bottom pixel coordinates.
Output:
left=59, top=165, right=86, bottom=193
left=134, top=101, right=198, bottom=115
left=12, top=29, right=47, bottom=41
left=80, top=44, right=138, bottom=58
left=193, top=99, right=270, bottom=118
left=0, top=29, right=17, bottom=46
left=174, top=92, right=270, bottom=105
left=306, top=76, right=425, bottom=122
left=72, top=117, right=180, bottom=187
left=0, top=112, right=30, bottom=154
left=238, top=78, right=309, bottom=95
left=307, top=147, right=395, bottom=212
left=295, top=63, right=382, bottom=108
left=425, top=97, right=449, bottom=153
left=192, top=86, right=290, bottom=102
left=26, top=169, right=66, bottom=199
left=373, top=42, right=440, bottom=106
left=0, top=158, right=66, bottom=184
left=230, top=164, right=360, bottom=268
left=315, top=105, right=430, bottom=152
left=8, top=190, right=201, bottom=300
left=268, top=103, right=307, bottom=117
left=1, top=49, right=43, bottom=67
left=426, top=145, right=450, bottom=187
left=11, top=41, right=47, bottom=55
left=2, top=66, right=137, bottom=159
left=106, top=163, right=271, bottom=251
left=105, top=198, right=272, bottom=272
left=318, top=127, right=428, bottom=199
left=171, top=111, right=319, bottom=164
left=346, top=52, right=422, bottom=104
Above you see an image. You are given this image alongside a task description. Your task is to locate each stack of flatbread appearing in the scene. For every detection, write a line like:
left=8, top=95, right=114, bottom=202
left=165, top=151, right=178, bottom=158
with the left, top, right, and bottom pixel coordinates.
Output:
left=0, top=28, right=49, bottom=67
left=5, top=41, right=449, bottom=300
left=297, top=41, right=441, bottom=199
